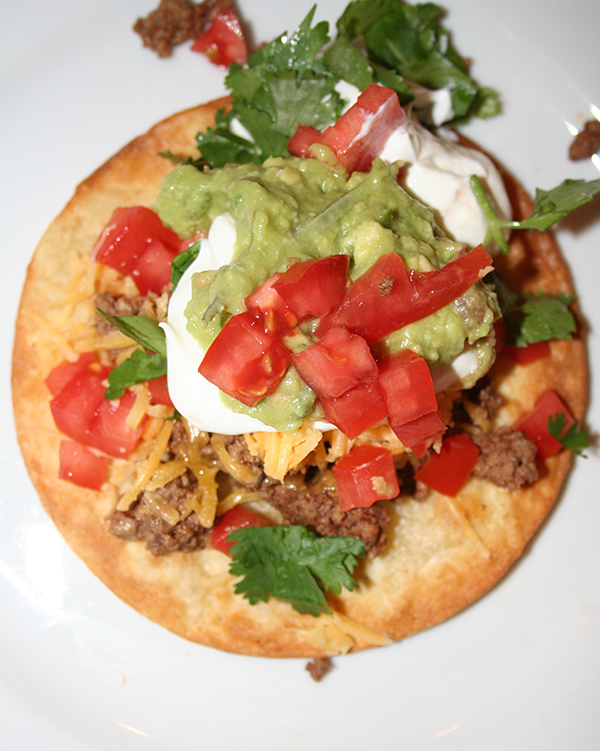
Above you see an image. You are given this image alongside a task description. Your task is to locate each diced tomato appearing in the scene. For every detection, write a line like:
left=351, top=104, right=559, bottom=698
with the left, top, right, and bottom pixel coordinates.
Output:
left=415, top=433, right=480, bottom=496
left=377, top=349, right=438, bottom=426
left=92, top=206, right=180, bottom=295
left=514, top=389, right=575, bottom=458
left=58, top=440, right=110, bottom=491
left=319, top=246, right=493, bottom=343
left=273, top=255, right=349, bottom=320
left=320, top=380, right=388, bottom=439
left=198, top=311, right=291, bottom=407
left=246, top=256, right=349, bottom=333
left=50, top=367, right=107, bottom=445
left=49, top=362, right=145, bottom=458
left=244, top=273, right=298, bottom=334
left=504, top=341, right=550, bottom=365
left=94, top=390, right=146, bottom=458
left=333, top=444, right=399, bottom=512
left=317, top=252, right=412, bottom=342
left=191, top=7, right=248, bottom=67
left=293, top=326, right=378, bottom=399
left=130, top=240, right=178, bottom=296
left=391, top=410, right=446, bottom=454
left=147, top=375, right=174, bottom=408
left=409, top=244, right=494, bottom=321
left=45, top=352, right=99, bottom=396
left=288, top=84, right=407, bottom=174
left=287, top=125, right=324, bottom=158
left=211, top=505, right=264, bottom=555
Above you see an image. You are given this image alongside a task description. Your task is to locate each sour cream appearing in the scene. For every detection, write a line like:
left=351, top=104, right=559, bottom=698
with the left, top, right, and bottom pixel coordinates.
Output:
left=380, top=118, right=511, bottom=249
left=161, top=214, right=281, bottom=434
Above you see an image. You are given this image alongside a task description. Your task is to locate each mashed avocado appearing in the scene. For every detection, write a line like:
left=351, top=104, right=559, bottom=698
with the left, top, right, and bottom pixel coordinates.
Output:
left=156, top=155, right=497, bottom=430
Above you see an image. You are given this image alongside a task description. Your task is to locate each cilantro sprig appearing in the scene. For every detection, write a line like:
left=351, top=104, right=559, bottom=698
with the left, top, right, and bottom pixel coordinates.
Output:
left=97, top=244, right=200, bottom=399
left=228, top=525, right=365, bottom=616
left=197, top=8, right=345, bottom=167
left=491, top=273, right=577, bottom=348
left=470, top=175, right=600, bottom=255
left=195, top=2, right=499, bottom=169
left=548, top=413, right=591, bottom=457
left=337, top=0, right=500, bottom=121
left=97, top=311, right=167, bottom=399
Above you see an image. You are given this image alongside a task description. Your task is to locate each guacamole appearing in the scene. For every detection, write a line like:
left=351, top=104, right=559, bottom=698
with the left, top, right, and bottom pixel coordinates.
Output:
left=156, top=154, right=498, bottom=430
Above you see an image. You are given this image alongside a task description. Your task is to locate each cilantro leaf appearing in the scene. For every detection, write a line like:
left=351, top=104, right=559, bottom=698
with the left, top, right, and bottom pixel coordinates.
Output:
left=507, top=291, right=576, bottom=347
left=548, top=413, right=590, bottom=457
left=339, top=0, right=500, bottom=121
left=199, top=8, right=344, bottom=167
left=490, top=273, right=577, bottom=347
left=196, top=109, right=259, bottom=168
left=97, top=311, right=167, bottom=356
left=96, top=311, right=168, bottom=399
left=228, top=525, right=365, bottom=617
left=519, top=179, right=600, bottom=233
left=470, top=175, right=600, bottom=253
left=105, top=349, right=167, bottom=400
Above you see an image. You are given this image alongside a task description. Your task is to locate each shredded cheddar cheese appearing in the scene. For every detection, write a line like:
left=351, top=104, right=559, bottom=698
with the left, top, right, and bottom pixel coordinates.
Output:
left=244, top=423, right=323, bottom=481
left=117, top=419, right=174, bottom=511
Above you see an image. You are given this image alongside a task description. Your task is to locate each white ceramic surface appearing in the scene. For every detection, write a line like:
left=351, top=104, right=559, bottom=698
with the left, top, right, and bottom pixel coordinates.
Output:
left=1, top=1, right=598, bottom=749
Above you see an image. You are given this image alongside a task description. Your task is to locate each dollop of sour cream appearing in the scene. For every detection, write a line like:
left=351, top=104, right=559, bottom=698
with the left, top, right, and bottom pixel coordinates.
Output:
left=161, top=214, right=282, bottom=434
left=163, top=86, right=510, bottom=435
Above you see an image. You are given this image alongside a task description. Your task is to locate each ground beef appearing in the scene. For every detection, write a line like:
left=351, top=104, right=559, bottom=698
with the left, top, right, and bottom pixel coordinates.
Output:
left=474, top=380, right=505, bottom=420
left=569, top=120, right=600, bottom=161
left=108, top=473, right=210, bottom=555
left=223, top=435, right=264, bottom=475
left=263, top=477, right=390, bottom=558
left=471, top=427, right=539, bottom=490
left=133, top=0, right=231, bottom=57
left=305, top=657, right=333, bottom=682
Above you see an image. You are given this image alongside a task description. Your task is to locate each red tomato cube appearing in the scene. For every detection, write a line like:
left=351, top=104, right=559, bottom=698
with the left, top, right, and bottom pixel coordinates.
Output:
left=391, top=410, right=446, bottom=454
left=59, top=440, right=110, bottom=490
left=147, top=375, right=174, bottom=408
left=288, top=84, right=407, bottom=174
left=318, top=252, right=412, bottom=342
left=320, top=380, right=388, bottom=439
left=191, top=7, right=248, bottom=67
left=244, top=273, right=298, bottom=333
left=504, top=341, right=550, bottom=365
left=49, top=361, right=145, bottom=459
left=92, top=206, right=180, bottom=295
left=273, top=255, right=349, bottom=320
left=415, top=433, right=480, bottom=496
left=378, top=349, right=438, bottom=426
left=211, top=505, right=264, bottom=555
left=198, top=311, right=291, bottom=407
left=514, top=389, right=575, bottom=458
left=293, top=326, right=378, bottom=399
left=333, top=444, right=399, bottom=512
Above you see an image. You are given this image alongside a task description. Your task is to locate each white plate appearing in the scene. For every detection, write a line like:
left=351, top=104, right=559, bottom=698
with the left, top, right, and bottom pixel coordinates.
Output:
left=1, top=1, right=599, bottom=748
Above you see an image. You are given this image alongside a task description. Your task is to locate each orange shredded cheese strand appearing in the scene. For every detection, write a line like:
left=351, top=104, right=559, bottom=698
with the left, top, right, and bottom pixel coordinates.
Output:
left=244, top=423, right=322, bottom=481
left=117, top=420, right=174, bottom=511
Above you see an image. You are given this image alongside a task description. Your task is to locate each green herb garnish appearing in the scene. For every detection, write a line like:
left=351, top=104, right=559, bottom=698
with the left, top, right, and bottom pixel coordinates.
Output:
left=337, top=0, right=500, bottom=121
left=491, top=275, right=577, bottom=347
left=470, top=175, right=600, bottom=254
left=548, top=413, right=591, bottom=457
left=228, top=525, right=365, bottom=616
left=97, top=311, right=167, bottom=399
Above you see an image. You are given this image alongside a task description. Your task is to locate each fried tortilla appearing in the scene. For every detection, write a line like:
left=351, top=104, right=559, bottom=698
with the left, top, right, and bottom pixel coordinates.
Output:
left=12, top=101, right=587, bottom=658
